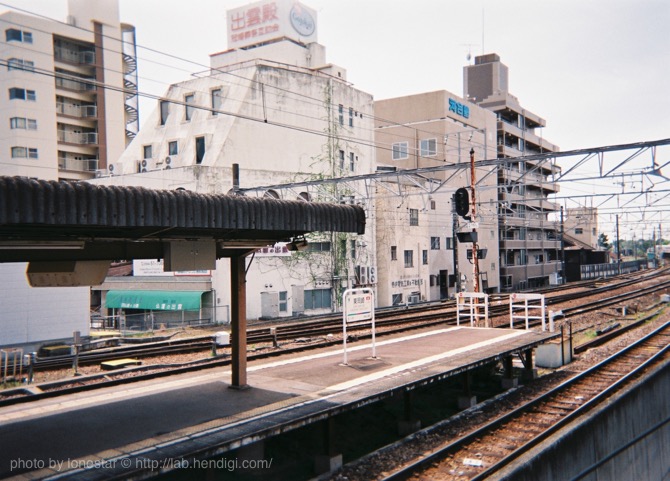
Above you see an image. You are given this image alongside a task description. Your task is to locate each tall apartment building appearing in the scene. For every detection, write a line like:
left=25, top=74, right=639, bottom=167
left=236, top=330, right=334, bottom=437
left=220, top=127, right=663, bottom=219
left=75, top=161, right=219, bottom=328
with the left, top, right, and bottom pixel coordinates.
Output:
left=0, top=0, right=138, bottom=181
left=0, top=0, right=136, bottom=347
left=93, top=0, right=376, bottom=321
left=465, top=54, right=562, bottom=290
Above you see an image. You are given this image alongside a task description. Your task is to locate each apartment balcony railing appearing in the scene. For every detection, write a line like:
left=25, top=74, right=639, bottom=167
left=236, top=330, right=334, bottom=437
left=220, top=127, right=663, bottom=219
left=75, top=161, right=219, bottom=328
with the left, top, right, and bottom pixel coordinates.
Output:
left=56, top=102, right=97, bottom=118
left=500, top=261, right=562, bottom=279
left=57, top=130, right=98, bottom=145
left=55, top=76, right=96, bottom=92
left=500, top=239, right=561, bottom=250
left=58, top=157, right=98, bottom=172
left=54, top=46, right=95, bottom=65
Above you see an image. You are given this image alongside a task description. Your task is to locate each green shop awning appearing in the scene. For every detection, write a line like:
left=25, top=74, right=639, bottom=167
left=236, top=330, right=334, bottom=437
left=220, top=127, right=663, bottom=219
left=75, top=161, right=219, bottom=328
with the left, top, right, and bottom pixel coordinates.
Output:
left=106, top=290, right=205, bottom=311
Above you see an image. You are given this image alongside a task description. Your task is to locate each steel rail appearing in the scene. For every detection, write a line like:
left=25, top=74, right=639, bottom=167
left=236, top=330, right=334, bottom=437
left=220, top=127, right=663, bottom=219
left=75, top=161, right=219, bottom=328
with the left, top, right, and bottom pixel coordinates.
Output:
left=381, top=321, right=670, bottom=481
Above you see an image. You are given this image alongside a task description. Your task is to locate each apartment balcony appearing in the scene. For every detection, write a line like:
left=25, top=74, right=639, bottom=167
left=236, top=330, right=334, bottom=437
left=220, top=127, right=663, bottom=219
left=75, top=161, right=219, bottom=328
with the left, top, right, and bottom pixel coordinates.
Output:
left=499, top=215, right=555, bottom=230
left=55, top=76, right=96, bottom=92
left=58, top=156, right=98, bottom=172
left=500, top=261, right=561, bottom=279
left=56, top=102, right=97, bottom=118
left=499, top=239, right=561, bottom=250
left=500, top=193, right=561, bottom=211
left=57, top=130, right=98, bottom=145
left=498, top=169, right=560, bottom=193
left=54, top=46, right=95, bottom=65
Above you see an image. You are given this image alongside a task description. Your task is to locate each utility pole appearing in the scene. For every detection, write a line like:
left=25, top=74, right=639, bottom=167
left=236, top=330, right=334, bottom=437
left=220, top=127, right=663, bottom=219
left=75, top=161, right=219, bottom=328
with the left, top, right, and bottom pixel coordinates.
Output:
left=469, top=148, right=480, bottom=294
left=616, top=214, right=621, bottom=274
left=452, top=202, right=459, bottom=297
left=560, top=206, right=565, bottom=284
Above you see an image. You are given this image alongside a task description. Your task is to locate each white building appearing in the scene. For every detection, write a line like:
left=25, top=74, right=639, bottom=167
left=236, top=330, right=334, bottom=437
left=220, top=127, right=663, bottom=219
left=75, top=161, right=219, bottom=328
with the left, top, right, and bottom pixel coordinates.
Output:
left=0, top=0, right=137, bottom=347
left=93, top=0, right=376, bottom=321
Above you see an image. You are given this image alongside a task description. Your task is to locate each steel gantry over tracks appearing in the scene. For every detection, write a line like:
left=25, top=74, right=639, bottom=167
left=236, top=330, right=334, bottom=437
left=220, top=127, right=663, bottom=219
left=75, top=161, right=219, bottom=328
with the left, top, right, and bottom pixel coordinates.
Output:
left=0, top=176, right=366, bottom=388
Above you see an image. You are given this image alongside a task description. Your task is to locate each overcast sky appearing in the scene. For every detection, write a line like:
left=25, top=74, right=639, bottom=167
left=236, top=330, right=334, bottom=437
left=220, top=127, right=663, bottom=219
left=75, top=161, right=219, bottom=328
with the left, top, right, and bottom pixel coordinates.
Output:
left=4, top=0, right=670, bottom=238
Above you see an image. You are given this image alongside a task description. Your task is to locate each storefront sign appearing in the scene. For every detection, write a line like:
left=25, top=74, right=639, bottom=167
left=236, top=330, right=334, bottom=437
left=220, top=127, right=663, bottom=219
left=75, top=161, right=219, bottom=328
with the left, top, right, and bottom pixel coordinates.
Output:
left=228, top=0, right=318, bottom=50
left=449, top=98, right=470, bottom=119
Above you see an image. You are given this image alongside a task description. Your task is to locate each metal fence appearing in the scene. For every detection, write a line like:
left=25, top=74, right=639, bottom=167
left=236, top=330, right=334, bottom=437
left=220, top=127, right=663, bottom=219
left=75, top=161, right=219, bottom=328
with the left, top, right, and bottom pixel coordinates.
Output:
left=91, top=305, right=230, bottom=334
left=580, top=260, right=647, bottom=279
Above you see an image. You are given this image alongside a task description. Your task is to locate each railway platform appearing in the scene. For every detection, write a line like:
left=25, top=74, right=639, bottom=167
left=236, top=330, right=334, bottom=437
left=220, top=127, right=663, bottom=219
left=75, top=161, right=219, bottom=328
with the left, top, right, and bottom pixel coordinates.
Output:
left=0, top=326, right=558, bottom=480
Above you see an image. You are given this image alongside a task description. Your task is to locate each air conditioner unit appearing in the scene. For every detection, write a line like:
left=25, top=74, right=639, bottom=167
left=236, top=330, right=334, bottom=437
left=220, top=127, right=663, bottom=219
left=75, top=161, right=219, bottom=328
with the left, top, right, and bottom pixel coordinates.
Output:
left=108, top=163, right=115, bottom=175
left=408, top=295, right=420, bottom=304
left=165, top=156, right=172, bottom=165
left=369, top=266, right=377, bottom=284
left=94, top=169, right=104, bottom=178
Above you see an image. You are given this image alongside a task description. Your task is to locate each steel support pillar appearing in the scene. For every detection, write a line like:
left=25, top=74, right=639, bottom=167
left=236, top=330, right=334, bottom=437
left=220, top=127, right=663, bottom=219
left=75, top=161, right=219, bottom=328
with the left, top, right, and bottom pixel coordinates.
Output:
left=230, top=253, right=249, bottom=389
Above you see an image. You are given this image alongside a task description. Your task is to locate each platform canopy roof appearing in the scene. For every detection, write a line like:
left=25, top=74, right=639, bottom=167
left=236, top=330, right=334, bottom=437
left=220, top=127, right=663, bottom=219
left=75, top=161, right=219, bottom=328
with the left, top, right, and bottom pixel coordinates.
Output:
left=0, top=176, right=366, bottom=263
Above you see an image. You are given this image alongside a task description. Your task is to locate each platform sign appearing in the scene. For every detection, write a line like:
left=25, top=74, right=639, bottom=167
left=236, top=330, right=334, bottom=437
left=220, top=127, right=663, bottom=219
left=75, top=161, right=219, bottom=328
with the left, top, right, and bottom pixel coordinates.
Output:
left=342, top=288, right=376, bottom=365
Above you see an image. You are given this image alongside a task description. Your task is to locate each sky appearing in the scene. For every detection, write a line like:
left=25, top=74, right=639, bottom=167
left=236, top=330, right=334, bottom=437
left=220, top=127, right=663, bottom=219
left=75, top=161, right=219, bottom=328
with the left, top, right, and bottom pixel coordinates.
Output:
left=3, top=0, right=670, bottom=239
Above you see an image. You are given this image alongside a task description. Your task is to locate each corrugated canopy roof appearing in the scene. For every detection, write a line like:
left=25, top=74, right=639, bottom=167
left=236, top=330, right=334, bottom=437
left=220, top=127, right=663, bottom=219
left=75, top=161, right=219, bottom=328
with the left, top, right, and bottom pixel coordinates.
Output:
left=0, top=176, right=366, bottom=263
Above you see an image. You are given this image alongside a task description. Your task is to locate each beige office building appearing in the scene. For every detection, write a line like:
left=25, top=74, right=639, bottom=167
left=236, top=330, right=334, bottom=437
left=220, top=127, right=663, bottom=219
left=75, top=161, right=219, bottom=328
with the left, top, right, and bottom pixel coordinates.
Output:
left=375, top=90, right=500, bottom=304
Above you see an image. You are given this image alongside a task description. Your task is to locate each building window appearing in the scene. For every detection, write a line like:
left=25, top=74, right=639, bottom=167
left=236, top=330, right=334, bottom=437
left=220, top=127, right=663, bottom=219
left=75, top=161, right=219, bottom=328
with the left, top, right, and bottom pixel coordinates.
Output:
left=592, top=228, right=597, bottom=236
left=575, top=228, right=583, bottom=235
left=339, top=150, right=345, bottom=169
left=8, top=87, right=36, bottom=101
left=9, top=117, right=37, bottom=130
left=308, top=242, right=331, bottom=252
left=391, top=246, right=397, bottom=261
left=143, top=145, right=152, bottom=159
left=430, top=200, right=436, bottom=210
left=349, top=107, right=353, bottom=127
left=338, top=104, right=344, bottom=126
left=420, top=138, right=437, bottom=157
left=349, top=152, right=355, bottom=171
left=211, top=88, right=222, bottom=115
left=305, top=288, right=331, bottom=310
left=279, top=291, right=288, bottom=312
left=168, top=141, right=178, bottom=155
left=6, top=28, right=32, bottom=43
left=160, top=100, right=169, bottom=125
left=392, top=293, right=403, bottom=306
left=409, top=208, right=419, bottom=226
left=422, top=250, right=428, bottom=265
left=431, top=237, right=440, bottom=250
left=7, top=58, right=35, bottom=73
left=392, top=142, right=408, bottom=160
left=404, top=250, right=414, bottom=268
left=11, top=146, right=38, bottom=159
left=350, top=240, right=356, bottom=260
left=195, top=136, right=205, bottom=164
left=445, top=237, right=454, bottom=249
left=184, top=93, right=195, bottom=121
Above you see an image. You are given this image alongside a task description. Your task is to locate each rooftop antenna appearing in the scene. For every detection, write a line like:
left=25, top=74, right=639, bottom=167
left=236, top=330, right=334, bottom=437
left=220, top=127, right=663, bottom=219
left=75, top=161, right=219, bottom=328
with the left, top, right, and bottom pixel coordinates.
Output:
left=482, top=8, right=485, bottom=54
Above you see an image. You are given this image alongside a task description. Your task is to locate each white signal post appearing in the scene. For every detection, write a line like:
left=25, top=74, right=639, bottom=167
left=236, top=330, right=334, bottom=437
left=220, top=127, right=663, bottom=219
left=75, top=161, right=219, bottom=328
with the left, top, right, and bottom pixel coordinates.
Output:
left=342, top=288, right=376, bottom=365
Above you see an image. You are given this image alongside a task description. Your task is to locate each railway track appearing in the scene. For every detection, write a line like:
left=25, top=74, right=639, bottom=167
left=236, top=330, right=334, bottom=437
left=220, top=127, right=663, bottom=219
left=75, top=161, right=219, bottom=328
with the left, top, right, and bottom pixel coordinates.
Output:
left=5, top=268, right=670, bottom=373
left=381, top=320, right=670, bottom=481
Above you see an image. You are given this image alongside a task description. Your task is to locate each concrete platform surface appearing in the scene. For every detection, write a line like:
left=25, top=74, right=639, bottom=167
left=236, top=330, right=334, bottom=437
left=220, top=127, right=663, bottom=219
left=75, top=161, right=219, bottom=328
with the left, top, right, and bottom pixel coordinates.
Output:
left=0, top=326, right=558, bottom=480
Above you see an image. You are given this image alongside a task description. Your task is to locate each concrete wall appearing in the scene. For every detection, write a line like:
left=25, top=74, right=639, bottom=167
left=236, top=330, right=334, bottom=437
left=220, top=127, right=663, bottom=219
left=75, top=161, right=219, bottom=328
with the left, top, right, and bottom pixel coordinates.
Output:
left=498, top=361, right=670, bottom=481
left=0, top=263, right=90, bottom=347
